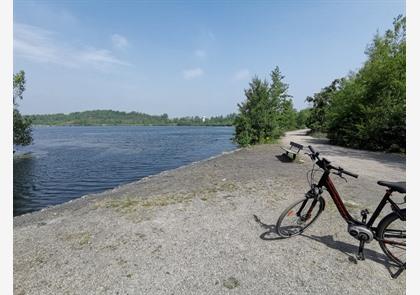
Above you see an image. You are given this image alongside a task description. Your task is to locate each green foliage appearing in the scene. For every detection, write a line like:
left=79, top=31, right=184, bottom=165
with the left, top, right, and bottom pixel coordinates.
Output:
left=234, top=77, right=275, bottom=146
left=13, top=70, right=26, bottom=105
left=305, top=79, right=343, bottom=133
left=13, top=70, right=33, bottom=146
left=306, top=15, right=405, bottom=152
left=234, top=67, right=296, bottom=146
left=296, top=108, right=311, bottom=129
left=271, top=66, right=297, bottom=131
left=27, top=110, right=236, bottom=126
left=14, top=109, right=33, bottom=146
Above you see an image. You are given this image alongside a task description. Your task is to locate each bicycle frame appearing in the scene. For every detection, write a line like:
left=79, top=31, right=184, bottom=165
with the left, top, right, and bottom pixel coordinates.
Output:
left=290, top=146, right=406, bottom=278
left=316, top=169, right=404, bottom=234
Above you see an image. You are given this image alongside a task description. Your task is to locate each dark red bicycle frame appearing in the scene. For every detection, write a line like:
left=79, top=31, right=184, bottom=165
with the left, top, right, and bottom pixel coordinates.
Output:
left=316, top=170, right=402, bottom=230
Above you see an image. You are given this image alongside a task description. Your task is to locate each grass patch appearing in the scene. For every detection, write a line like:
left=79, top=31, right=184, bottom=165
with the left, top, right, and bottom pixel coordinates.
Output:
left=61, top=232, right=92, bottom=248
left=97, top=181, right=239, bottom=214
left=142, top=194, right=192, bottom=207
left=223, top=277, right=240, bottom=289
left=104, top=197, right=141, bottom=213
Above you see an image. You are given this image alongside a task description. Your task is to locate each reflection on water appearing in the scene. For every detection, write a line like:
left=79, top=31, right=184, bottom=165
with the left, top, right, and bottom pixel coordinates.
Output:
left=14, top=126, right=236, bottom=216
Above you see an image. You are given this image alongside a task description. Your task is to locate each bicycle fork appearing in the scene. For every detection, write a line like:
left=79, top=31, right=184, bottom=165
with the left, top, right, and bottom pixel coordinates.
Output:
left=296, top=198, right=319, bottom=221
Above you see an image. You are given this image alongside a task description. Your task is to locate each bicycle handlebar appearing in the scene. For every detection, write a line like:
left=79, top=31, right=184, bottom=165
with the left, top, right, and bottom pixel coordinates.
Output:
left=308, top=145, right=316, bottom=154
left=330, top=165, right=359, bottom=179
left=307, top=145, right=358, bottom=178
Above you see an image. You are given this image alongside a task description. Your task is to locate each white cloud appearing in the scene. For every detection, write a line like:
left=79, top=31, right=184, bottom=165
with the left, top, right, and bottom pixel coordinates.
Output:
left=111, top=34, right=128, bottom=49
left=233, top=69, right=250, bottom=81
left=183, top=68, right=204, bottom=80
left=14, top=23, right=71, bottom=66
left=79, top=48, right=130, bottom=66
left=14, top=23, right=130, bottom=68
left=194, top=49, right=206, bottom=58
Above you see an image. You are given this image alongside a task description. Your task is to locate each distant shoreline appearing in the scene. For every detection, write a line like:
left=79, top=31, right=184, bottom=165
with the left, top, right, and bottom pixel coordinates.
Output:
left=26, top=109, right=236, bottom=127
left=31, top=124, right=234, bottom=127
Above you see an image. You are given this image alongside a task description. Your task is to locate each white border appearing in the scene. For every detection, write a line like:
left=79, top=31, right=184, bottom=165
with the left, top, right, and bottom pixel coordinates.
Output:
left=0, top=0, right=13, bottom=294
left=406, top=0, right=419, bottom=294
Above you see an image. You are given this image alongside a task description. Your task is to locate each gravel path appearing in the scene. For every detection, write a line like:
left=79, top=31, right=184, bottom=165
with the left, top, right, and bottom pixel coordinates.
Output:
left=14, top=129, right=406, bottom=295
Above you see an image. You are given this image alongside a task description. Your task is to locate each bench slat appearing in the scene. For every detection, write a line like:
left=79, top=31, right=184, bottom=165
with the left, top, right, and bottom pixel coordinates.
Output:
left=290, top=142, right=303, bottom=149
left=280, top=147, right=297, bottom=154
left=281, top=141, right=303, bottom=160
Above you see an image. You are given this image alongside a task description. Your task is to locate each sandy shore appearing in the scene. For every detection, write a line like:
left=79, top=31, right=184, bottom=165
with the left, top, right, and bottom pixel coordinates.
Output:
left=14, top=130, right=406, bottom=294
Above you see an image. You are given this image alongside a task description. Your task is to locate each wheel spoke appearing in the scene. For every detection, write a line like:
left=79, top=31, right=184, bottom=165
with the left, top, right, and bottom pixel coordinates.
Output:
left=378, top=211, right=406, bottom=265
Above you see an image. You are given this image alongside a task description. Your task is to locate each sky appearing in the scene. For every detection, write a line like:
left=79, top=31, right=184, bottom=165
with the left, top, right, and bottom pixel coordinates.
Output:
left=14, top=0, right=405, bottom=117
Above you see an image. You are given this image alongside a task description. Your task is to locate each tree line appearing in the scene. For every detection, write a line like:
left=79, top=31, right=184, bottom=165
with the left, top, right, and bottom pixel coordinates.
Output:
left=304, top=15, right=405, bottom=152
left=27, top=110, right=236, bottom=127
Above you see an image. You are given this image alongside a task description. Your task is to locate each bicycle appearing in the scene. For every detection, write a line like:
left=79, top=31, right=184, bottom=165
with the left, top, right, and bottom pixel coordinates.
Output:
left=276, top=145, right=406, bottom=278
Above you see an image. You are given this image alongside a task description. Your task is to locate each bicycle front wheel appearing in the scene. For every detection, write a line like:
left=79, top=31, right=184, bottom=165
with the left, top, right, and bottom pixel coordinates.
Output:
left=377, top=209, right=406, bottom=265
left=276, top=197, right=325, bottom=238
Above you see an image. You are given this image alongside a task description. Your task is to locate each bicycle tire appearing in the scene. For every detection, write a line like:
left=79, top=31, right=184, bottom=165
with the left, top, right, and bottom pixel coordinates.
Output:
left=377, top=209, right=406, bottom=265
left=276, top=197, right=325, bottom=238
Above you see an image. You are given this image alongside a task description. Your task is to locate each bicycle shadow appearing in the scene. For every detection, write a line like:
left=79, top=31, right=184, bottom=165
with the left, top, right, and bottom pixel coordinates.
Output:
left=253, top=214, right=286, bottom=240
left=253, top=214, right=402, bottom=277
left=301, top=234, right=387, bottom=264
left=300, top=234, right=403, bottom=277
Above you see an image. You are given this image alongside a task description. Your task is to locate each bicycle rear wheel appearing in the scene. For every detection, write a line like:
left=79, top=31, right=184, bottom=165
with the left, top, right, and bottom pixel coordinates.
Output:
left=276, top=197, right=325, bottom=237
left=377, top=209, right=406, bottom=265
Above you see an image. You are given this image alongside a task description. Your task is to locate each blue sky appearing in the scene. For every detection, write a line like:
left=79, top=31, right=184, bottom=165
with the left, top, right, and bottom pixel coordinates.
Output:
left=14, top=0, right=405, bottom=117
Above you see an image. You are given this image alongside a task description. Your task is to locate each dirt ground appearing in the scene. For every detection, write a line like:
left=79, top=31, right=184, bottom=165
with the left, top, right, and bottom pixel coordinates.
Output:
left=14, top=129, right=406, bottom=294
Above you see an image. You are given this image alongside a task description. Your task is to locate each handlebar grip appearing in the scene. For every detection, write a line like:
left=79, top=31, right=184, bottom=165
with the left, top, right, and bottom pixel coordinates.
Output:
left=308, top=145, right=316, bottom=154
left=342, top=169, right=358, bottom=179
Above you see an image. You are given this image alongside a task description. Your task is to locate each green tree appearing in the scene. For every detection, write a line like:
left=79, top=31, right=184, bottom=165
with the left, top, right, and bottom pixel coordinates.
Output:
left=305, top=15, right=405, bottom=151
left=234, top=67, right=296, bottom=146
left=270, top=66, right=296, bottom=130
left=13, top=70, right=33, bottom=146
left=296, top=108, right=311, bottom=129
left=327, top=15, right=405, bottom=151
left=305, top=78, right=343, bottom=133
left=234, top=77, right=278, bottom=146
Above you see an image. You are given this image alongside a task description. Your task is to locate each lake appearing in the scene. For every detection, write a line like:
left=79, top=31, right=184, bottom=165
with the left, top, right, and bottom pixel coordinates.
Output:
left=13, top=126, right=237, bottom=216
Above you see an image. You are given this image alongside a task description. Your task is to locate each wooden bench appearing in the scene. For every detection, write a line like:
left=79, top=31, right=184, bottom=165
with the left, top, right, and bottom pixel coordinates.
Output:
left=281, top=141, right=303, bottom=160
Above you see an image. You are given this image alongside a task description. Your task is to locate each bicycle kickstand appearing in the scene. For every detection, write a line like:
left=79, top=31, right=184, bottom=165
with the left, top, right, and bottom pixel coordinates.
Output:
left=391, top=263, right=406, bottom=279
left=356, top=240, right=365, bottom=261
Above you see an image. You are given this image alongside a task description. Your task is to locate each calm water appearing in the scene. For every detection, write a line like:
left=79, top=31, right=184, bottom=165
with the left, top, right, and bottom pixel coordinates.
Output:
left=13, top=126, right=236, bottom=216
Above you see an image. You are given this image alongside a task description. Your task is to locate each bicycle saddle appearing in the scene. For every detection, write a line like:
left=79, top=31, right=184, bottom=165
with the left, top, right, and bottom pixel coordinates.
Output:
left=377, top=181, right=406, bottom=193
